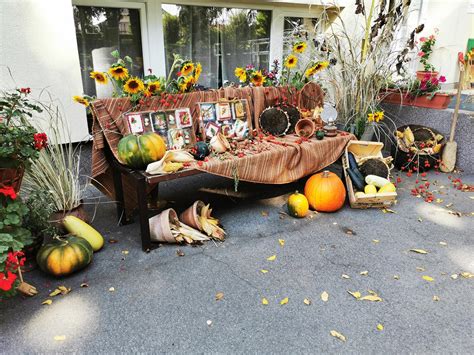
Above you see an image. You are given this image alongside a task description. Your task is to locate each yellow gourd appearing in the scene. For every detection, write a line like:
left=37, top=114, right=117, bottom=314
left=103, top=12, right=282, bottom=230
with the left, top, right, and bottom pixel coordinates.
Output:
left=364, top=185, right=377, bottom=194
left=288, top=191, right=309, bottom=218
left=378, top=183, right=396, bottom=193
left=63, top=216, right=104, bottom=252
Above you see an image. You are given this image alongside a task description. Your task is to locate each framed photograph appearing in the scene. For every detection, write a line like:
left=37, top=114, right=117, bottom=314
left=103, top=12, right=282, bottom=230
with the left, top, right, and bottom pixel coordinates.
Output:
left=176, top=108, right=193, bottom=128
left=150, top=111, right=167, bottom=131
left=142, top=114, right=153, bottom=133
left=168, top=128, right=185, bottom=150
left=200, top=103, right=216, bottom=123
left=205, top=122, right=220, bottom=139
left=167, top=113, right=178, bottom=130
left=221, top=123, right=235, bottom=138
left=233, top=101, right=245, bottom=119
left=234, top=119, right=248, bottom=139
left=125, top=113, right=144, bottom=134
left=216, top=102, right=232, bottom=121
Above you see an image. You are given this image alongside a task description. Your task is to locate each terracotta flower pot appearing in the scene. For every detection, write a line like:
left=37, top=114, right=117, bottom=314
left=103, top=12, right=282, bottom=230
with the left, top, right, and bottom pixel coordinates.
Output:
left=179, top=200, right=207, bottom=230
left=149, top=208, right=179, bottom=243
left=0, top=165, right=25, bottom=193
left=416, top=71, right=438, bottom=81
left=210, top=133, right=230, bottom=153
left=381, top=89, right=453, bottom=109
left=50, top=202, right=89, bottom=234
left=295, top=118, right=316, bottom=138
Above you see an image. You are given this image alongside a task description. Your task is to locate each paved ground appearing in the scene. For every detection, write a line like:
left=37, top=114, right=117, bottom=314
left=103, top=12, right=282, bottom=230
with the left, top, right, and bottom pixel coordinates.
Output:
left=1, top=166, right=473, bottom=353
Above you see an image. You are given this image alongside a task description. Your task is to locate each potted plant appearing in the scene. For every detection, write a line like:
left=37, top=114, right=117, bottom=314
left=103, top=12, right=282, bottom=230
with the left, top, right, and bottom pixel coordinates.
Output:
left=0, top=88, right=47, bottom=192
left=382, top=74, right=452, bottom=109
left=416, top=32, right=438, bottom=80
left=0, top=186, right=33, bottom=298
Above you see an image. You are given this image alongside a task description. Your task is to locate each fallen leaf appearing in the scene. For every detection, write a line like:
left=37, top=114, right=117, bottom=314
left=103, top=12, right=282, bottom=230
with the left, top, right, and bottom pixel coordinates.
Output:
left=215, top=292, right=224, bottom=301
left=367, top=289, right=377, bottom=295
left=422, top=275, right=434, bottom=282
left=341, top=274, right=350, bottom=279
left=347, top=291, right=361, bottom=299
left=344, top=227, right=356, bottom=235
left=266, top=255, right=276, bottom=261
left=49, top=289, right=61, bottom=297
left=435, top=198, right=444, bottom=203
left=109, top=287, right=115, bottom=292
left=54, top=335, right=66, bottom=341
left=416, top=267, right=425, bottom=271
left=303, top=298, right=312, bottom=305
left=469, top=196, right=474, bottom=200
left=80, top=283, right=89, bottom=288
left=321, top=291, right=329, bottom=302
left=330, top=330, right=346, bottom=342
left=439, top=242, right=447, bottom=246
left=410, top=249, right=428, bottom=254
left=360, top=270, right=368, bottom=276
left=260, top=269, right=269, bottom=274
left=377, top=324, right=384, bottom=331
left=57, top=286, right=71, bottom=295
left=382, top=208, right=396, bottom=214
left=445, top=202, right=454, bottom=207
left=121, top=250, right=129, bottom=255
left=262, top=297, right=269, bottom=305
left=280, top=297, right=289, bottom=305
left=451, top=274, right=458, bottom=280
left=359, top=295, right=383, bottom=302
left=108, top=239, right=118, bottom=244
left=433, top=295, right=440, bottom=301
left=176, top=249, right=185, bottom=257
left=460, top=272, right=474, bottom=278
left=261, top=211, right=268, bottom=217
left=418, top=217, right=423, bottom=222
left=372, top=239, right=380, bottom=243
left=206, top=320, right=212, bottom=326
left=42, top=299, right=53, bottom=305
left=448, top=210, right=462, bottom=217
left=278, top=239, right=285, bottom=246
left=393, top=275, right=400, bottom=280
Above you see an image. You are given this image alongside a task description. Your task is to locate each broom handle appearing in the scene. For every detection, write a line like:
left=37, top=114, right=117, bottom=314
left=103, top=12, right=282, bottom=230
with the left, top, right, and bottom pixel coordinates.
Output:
left=449, top=66, right=464, bottom=143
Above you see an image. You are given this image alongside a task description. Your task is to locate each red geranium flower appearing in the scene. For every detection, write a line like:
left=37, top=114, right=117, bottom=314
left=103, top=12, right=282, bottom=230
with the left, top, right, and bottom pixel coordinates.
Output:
left=439, top=75, right=446, bottom=83
left=0, top=186, right=17, bottom=200
left=33, top=132, right=48, bottom=150
left=0, top=271, right=17, bottom=291
left=20, top=87, right=31, bottom=94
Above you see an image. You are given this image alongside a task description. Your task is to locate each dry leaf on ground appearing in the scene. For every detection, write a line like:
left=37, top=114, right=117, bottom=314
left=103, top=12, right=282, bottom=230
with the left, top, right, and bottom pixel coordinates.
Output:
left=360, top=270, right=368, bottom=276
left=54, top=335, right=66, bottom=341
left=109, top=287, right=115, bottom=292
left=382, top=208, right=396, bottom=214
left=260, top=269, right=269, bottom=274
left=304, top=298, right=312, bottom=305
left=215, top=292, right=224, bottom=301
left=49, top=289, right=61, bottom=297
left=42, top=299, right=53, bottom=305
left=278, top=239, right=285, bottom=246
left=330, top=330, right=346, bottom=342
left=280, top=297, right=289, bottom=305
left=416, top=267, right=426, bottom=271
left=176, top=249, right=185, bottom=256
left=261, top=211, right=268, bottom=217
left=439, top=242, right=447, bottom=246
left=262, top=298, right=269, bottom=305
left=80, top=283, right=89, bottom=288
left=321, top=291, right=329, bottom=302
left=266, top=255, right=276, bottom=261
left=347, top=291, right=361, bottom=299
left=372, top=239, right=380, bottom=243
left=451, top=274, right=458, bottom=280
left=359, top=295, right=383, bottom=302
left=410, top=249, right=428, bottom=254
left=433, top=295, right=440, bottom=301
left=377, top=324, right=384, bottom=331
left=422, top=275, right=434, bottom=282
left=461, top=272, right=474, bottom=278
left=341, top=274, right=350, bottom=279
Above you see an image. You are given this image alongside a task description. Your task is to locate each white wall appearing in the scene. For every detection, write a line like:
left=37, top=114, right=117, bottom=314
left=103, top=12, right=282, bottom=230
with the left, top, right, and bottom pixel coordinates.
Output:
left=0, top=0, right=89, bottom=143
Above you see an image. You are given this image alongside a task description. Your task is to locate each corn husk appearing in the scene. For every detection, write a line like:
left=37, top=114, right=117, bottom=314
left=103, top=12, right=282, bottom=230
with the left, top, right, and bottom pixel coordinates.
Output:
left=146, top=150, right=194, bottom=175
left=198, top=204, right=226, bottom=241
left=170, top=221, right=209, bottom=244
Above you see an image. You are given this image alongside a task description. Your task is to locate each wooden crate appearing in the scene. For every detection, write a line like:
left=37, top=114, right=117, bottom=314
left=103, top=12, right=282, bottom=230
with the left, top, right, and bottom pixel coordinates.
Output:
left=342, top=140, right=397, bottom=209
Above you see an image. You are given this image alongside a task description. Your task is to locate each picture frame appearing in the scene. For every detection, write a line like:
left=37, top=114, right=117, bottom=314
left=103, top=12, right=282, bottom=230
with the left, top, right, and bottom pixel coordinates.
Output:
left=125, top=112, right=145, bottom=134
left=176, top=108, right=193, bottom=128
left=150, top=111, right=167, bottom=131
left=216, top=102, right=232, bottom=121
left=199, top=103, right=216, bottom=123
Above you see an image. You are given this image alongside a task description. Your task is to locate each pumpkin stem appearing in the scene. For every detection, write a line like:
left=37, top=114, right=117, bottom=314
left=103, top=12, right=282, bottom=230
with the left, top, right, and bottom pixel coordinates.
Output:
left=322, top=170, right=330, bottom=178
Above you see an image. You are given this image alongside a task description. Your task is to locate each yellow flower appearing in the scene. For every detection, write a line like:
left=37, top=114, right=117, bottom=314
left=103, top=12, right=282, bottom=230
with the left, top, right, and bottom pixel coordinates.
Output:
left=108, top=66, right=129, bottom=81
left=180, top=62, right=194, bottom=76
left=305, top=61, right=329, bottom=77
left=368, top=113, right=375, bottom=122
left=146, top=81, right=161, bottom=94
left=89, top=71, right=108, bottom=84
left=179, top=75, right=196, bottom=93
left=250, top=70, right=265, bottom=87
left=293, top=42, right=307, bottom=54
left=72, top=95, right=89, bottom=107
left=284, top=55, right=298, bottom=69
left=123, top=77, right=145, bottom=95
left=374, top=111, right=384, bottom=122
left=234, top=67, right=247, bottom=82
left=194, top=63, right=202, bottom=81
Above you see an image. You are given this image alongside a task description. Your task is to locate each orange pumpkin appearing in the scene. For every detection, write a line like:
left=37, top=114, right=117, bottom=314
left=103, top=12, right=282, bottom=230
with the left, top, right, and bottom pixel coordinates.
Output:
left=304, top=170, right=346, bottom=212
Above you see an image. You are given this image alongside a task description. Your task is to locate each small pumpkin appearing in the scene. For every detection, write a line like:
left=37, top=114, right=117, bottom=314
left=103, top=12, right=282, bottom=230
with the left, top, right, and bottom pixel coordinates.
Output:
left=316, top=130, right=325, bottom=140
left=287, top=191, right=309, bottom=218
left=304, top=170, right=346, bottom=212
left=117, top=132, right=166, bottom=169
left=37, top=235, right=93, bottom=277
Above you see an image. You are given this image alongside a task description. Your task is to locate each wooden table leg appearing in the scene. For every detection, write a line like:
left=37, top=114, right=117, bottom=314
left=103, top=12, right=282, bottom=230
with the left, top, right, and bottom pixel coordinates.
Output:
left=134, top=173, right=152, bottom=252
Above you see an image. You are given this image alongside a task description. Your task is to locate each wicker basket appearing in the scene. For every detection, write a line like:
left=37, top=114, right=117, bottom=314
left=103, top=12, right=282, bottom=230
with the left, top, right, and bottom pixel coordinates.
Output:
left=342, top=141, right=397, bottom=209
left=0, top=165, right=25, bottom=193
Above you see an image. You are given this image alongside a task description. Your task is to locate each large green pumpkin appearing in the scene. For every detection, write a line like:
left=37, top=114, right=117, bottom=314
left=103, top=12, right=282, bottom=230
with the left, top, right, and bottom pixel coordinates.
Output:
left=36, top=235, right=93, bottom=277
left=117, top=132, right=166, bottom=169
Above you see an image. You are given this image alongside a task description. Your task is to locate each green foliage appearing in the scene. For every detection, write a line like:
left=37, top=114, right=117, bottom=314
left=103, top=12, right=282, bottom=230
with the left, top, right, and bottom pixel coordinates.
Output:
left=419, top=34, right=437, bottom=72
left=23, top=189, right=58, bottom=240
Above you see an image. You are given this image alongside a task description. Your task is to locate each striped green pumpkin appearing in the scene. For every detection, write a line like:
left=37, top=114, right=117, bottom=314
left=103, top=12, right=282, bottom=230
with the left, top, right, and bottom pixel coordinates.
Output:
left=117, top=132, right=166, bottom=169
left=36, top=236, right=93, bottom=277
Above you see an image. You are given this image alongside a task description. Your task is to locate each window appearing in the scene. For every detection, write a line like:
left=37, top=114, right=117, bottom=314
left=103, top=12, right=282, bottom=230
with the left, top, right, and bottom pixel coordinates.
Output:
left=73, top=6, right=144, bottom=97
left=162, top=4, right=272, bottom=88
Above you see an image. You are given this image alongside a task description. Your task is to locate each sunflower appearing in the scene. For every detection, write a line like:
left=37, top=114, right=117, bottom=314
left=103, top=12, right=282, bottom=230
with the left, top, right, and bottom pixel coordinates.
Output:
left=234, top=67, right=247, bottom=82
left=250, top=70, right=265, bottom=87
left=293, top=42, right=307, bottom=54
left=179, top=75, right=196, bottom=93
left=108, top=66, right=129, bottom=81
left=180, top=62, right=194, bottom=76
left=90, top=71, right=108, bottom=84
left=284, top=55, right=298, bottom=69
left=194, top=63, right=202, bottom=81
left=367, top=113, right=375, bottom=122
left=374, top=111, right=384, bottom=122
left=123, top=77, right=145, bottom=95
left=72, top=95, right=89, bottom=107
left=146, top=81, right=161, bottom=94
left=305, top=61, right=329, bottom=77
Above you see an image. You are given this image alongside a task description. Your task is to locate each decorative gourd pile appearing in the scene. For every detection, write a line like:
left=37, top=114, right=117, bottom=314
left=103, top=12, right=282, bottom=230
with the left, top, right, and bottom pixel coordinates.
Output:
left=118, top=132, right=166, bottom=169
left=347, top=152, right=396, bottom=197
